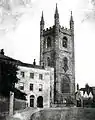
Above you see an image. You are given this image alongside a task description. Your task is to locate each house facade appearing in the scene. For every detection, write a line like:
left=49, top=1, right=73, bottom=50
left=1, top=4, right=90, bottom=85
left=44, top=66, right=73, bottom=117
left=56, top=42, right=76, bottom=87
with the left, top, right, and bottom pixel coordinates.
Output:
left=15, top=61, right=54, bottom=108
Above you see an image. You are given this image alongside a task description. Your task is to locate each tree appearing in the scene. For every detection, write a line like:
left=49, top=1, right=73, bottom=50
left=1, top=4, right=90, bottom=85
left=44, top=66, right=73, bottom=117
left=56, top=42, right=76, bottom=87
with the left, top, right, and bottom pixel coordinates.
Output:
left=0, top=60, right=19, bottom=97
left=0, top=60, right=26, bottom=100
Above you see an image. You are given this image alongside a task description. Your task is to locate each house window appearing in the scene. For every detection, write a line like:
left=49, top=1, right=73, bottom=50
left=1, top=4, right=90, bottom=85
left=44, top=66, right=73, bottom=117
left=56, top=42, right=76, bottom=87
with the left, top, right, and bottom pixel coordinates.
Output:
left=30, top=83, right=33, bottom=91
left=39, top=74, right=43, bottom=80
left=21, top=71, right=25, bottom=78
left=30, top=73, right=34, bottom=79
left=39, top=84, right=43, bottom=91
left=19, top=82, right=24, bottom=90
left=62, top=36, right=68, bottom=48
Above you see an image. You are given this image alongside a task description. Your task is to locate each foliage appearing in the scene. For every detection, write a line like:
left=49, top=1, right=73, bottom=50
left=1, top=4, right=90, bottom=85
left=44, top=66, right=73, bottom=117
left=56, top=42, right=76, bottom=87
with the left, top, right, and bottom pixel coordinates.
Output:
left=14, top=88, right=26, bottom=100
left=0, top=60, right=26, bottom=100
left=0, top=60, right=19, bottom=97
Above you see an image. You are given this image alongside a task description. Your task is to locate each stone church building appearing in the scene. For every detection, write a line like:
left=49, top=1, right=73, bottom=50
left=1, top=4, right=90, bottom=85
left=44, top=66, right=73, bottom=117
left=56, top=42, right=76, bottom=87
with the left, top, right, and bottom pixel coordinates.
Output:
left=40, top=4, right=75, bottom=104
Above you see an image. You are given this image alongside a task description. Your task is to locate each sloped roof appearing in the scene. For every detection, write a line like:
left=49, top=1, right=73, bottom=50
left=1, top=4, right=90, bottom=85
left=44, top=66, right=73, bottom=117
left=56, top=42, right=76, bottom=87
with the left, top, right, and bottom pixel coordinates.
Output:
left=0, top=54, right=18, bottom=62
left=0, top=54, right=44, bottom=69
left=80, top=87, right=94, bottom=95
left=18, top=62, right=44, bottom=69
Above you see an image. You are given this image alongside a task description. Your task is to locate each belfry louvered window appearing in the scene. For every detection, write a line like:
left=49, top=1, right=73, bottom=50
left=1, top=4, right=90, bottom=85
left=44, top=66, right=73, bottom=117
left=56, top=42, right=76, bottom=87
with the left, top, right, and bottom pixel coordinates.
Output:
left=47, top=37, right=51, bottom=48
left=62, top=36, right=68, bottom=48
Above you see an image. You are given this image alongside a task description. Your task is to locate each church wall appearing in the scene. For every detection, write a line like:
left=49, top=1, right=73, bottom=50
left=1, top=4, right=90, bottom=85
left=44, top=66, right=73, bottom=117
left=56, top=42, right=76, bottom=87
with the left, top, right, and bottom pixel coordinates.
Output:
left=40, top=5, right=75, bottom=103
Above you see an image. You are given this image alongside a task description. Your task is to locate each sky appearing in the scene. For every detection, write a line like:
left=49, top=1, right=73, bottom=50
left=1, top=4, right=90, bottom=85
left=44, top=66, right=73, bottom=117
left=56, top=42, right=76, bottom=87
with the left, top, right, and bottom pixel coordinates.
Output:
left=0, top=0, right=95, bottom=88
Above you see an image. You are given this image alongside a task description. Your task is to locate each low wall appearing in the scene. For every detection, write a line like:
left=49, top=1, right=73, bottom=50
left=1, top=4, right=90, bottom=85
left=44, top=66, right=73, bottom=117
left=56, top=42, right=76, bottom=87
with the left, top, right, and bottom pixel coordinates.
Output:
left=14, top=98, right=26, bottom=111
left=31, top=107, right=95, bottom=120
left=0, top=100, right=9, bottom=113
left=0, top=97, right=26, bottom=113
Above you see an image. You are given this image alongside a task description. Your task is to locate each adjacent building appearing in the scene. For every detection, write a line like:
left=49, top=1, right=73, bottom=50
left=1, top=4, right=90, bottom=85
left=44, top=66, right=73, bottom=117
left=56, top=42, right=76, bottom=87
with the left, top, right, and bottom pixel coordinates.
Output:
left=75, top=84, right=95, bottom=107
left=15, top=60, right=54, bottom=108
left=0, top=50, right=54, bottom=108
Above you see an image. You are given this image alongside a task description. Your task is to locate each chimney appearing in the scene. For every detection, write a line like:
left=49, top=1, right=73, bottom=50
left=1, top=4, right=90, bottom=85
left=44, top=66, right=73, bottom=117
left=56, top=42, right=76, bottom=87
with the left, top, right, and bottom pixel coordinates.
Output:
left=0, top=49, right=4, bottom=55
left=33, top=59, right=36, bottom=65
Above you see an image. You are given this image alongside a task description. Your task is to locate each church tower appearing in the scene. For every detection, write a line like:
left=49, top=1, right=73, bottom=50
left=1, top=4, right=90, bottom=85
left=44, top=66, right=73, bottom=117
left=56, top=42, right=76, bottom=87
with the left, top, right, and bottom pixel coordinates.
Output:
left=40, top=4, right=75, bottom=104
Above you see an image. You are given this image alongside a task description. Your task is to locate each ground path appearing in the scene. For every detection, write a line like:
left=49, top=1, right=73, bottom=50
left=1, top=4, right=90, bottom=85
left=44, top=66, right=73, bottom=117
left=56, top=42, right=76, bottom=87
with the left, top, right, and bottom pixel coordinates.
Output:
left=6, top=107, right=95, bottom=120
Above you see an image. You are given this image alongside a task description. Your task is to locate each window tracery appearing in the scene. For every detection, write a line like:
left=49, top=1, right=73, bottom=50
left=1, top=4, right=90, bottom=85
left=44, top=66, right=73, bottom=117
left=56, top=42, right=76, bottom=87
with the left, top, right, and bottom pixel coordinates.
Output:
left=63, top=57, right=68, bottom=72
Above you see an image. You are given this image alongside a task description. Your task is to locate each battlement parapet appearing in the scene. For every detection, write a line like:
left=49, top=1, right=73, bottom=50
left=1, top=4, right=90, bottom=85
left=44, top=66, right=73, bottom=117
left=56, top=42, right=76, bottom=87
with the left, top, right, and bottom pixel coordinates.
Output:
left=43, top=25, right=55, bottom=32
left=43, top=26, right=55, bottom=35
left=43, top=25, right=71, bottom=35
left=60, top=26, right=71, bottom=35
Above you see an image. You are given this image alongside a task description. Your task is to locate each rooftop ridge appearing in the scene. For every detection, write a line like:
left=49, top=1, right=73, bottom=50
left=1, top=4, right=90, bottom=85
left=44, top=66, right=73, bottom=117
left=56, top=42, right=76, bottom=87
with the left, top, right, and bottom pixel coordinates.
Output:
left=18, top=62, right=44, bottom=69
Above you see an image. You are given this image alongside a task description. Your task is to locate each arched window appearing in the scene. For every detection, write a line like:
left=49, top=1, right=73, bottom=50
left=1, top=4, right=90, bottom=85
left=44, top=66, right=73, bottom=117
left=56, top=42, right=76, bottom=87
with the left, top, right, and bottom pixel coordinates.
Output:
left=30, top=95, right=35, bottom=99
left=47, top=57, right=51, bottom=66
left=62, top=36, right=68, bottom=48
left=63, top=57, right=68, bottom=72
left=61, top=75, right=70, bottom=93
left=47, top=37, right=51, bottom=48
left=43, top=40, right=46, bottom=49
left=63, top=57, right=68, bottom=65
